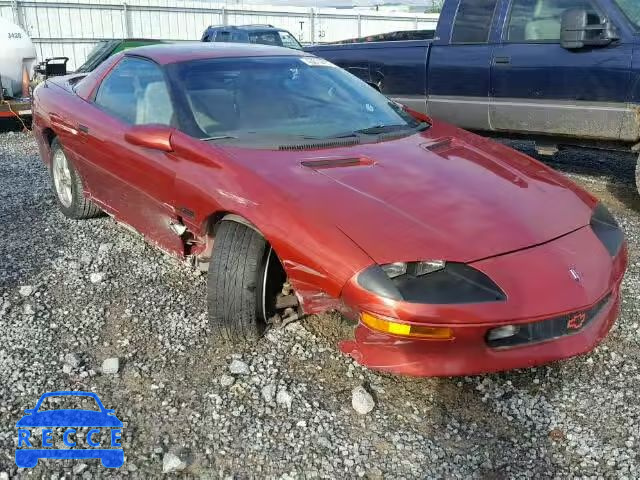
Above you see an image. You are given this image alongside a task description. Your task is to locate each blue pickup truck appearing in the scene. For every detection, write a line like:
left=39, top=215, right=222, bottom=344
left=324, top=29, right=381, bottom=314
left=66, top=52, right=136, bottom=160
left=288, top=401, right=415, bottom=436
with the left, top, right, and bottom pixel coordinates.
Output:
left=306, top=0, right=640, bottom=193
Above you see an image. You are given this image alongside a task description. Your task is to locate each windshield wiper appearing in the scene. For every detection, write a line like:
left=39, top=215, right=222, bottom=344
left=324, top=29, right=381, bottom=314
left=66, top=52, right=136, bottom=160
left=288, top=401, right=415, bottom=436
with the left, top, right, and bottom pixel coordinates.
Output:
left=302, top=133, right=358, bottom=140
left=202, top=135, right=238, bottom=141
left=354, top=122, right=430, bottom=135
left=321, top=122, right=429, bottom=139
left=354, top=124, right=406, bottom=134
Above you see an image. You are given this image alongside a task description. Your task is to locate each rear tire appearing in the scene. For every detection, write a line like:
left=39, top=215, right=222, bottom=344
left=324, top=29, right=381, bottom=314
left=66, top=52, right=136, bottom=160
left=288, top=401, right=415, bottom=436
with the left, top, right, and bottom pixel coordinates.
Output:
left=207, top=220, right=285, bottom=343
left=50, top=138, right=101, bottom=219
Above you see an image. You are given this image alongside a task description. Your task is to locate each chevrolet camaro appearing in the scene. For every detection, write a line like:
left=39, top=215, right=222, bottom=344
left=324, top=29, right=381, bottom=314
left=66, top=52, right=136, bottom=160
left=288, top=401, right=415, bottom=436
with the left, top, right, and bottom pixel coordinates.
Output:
left=32, top=43, right=627, bottom=376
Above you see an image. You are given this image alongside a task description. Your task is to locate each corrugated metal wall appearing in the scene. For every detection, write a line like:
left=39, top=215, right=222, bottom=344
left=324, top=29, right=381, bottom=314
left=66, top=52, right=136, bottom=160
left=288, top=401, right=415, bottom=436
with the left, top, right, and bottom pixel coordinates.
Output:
left=0, top=0, right=439, bottom=69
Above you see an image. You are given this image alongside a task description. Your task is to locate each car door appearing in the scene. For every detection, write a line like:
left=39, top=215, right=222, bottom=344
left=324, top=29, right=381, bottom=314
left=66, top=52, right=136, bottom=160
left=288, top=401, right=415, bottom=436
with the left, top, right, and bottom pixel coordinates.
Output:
left=490, top=0, right=633, bottom=140
left=426, top=0, right=500, bottom=130
left=71, top=56, right=184, bottom=257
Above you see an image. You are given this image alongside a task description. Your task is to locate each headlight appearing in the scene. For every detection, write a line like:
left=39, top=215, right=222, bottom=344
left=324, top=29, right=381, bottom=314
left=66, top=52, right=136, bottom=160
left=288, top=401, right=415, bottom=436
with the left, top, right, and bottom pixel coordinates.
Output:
left=381, top=262, right=407, bottom=279
left=357, top=261, right=506, bottom=304
left=590, top=203, right=624, bottom=257
left=381, top=260, right=445, bottom=279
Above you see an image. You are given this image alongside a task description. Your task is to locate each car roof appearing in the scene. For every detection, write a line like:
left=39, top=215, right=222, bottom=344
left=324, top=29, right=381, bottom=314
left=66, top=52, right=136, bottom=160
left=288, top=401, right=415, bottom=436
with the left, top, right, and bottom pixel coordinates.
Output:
left=207, top=24, right=281, bottom=31
left=124, top=42, right=308, bottom=65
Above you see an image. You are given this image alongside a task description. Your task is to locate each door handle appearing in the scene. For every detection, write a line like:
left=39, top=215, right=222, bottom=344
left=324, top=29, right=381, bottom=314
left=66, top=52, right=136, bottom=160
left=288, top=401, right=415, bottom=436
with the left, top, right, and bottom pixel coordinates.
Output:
left=50, top=113, right=79, bottom=135
left=493, top=56, right=511, bottom=65
left=78, top=124, right=89, bottom=134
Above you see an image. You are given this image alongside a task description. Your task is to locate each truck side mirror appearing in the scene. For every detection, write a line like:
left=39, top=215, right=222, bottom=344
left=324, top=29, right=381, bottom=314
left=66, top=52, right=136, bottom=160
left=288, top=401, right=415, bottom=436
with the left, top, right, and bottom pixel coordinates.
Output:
left=560, top=8, right=617, bottom=49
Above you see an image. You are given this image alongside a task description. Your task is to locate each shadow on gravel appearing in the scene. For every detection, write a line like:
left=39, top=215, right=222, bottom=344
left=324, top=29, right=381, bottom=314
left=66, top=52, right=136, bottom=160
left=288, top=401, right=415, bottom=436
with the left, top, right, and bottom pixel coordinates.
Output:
left=0, top=117, right=29, bottom=133
left=305, top=313, right=563, bottom=476
left=403, top=372, right=561, bottom=477
left=503, top=140, right=640, bottom=213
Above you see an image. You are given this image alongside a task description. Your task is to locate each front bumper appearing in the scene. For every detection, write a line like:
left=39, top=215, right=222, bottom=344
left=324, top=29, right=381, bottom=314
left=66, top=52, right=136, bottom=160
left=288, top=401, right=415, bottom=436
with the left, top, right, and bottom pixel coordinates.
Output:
left=339, top=227, right=627, bottom=377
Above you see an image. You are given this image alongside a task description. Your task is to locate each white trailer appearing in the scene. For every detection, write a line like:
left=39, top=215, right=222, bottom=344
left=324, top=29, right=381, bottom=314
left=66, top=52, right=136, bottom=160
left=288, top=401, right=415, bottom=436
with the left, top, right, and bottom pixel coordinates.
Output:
left=0, top=15, right=37, bottom=118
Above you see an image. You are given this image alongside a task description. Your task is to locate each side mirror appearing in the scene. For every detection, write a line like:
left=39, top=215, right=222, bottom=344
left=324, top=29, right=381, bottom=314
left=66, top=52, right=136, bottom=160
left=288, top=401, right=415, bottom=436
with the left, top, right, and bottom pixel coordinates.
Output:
left=560, top=8, right=617, bottom=49
left=124, top=124, right=174, bottom=152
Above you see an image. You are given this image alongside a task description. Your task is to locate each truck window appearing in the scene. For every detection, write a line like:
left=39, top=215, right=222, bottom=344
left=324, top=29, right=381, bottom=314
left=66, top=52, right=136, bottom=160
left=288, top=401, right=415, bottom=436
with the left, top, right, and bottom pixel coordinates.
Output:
left=507, top=0, right=599, bottom=41
left=612, top=0, right=640, bottom=29
left=451, top=0, right=498, bottom=43
left=248, top=32, right=282, bottom=46
left=216, top=31, right=231, bottom=42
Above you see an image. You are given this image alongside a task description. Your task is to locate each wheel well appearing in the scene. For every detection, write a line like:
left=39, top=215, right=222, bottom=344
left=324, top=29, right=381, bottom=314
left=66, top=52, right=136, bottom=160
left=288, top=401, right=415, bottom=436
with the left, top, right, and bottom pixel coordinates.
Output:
left=202, top=212, right=293, bottom=320
left=197, top=212, right=265, bottom=262
left=203, top=211, right=286, bottom=275
left=366, top=82, right=380, bottom=92
left=204, top=212, right=260, bottom=237
left=42, top=127, right=56, bottom=147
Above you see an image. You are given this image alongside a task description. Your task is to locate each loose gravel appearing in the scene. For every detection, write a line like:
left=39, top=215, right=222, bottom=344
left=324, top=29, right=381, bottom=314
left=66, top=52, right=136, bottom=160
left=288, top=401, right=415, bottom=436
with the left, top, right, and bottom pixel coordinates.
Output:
left=0, top=129, right=639, bottom=478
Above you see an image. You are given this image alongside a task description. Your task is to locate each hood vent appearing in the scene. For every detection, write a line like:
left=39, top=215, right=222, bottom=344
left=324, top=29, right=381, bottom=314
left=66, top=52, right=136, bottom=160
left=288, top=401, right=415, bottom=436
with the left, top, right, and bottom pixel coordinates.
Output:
left=301, top=156, right=375, bottom=170
left=279, top=138, right=360, bottom=151
left=420, top=137, right=454, bottom=153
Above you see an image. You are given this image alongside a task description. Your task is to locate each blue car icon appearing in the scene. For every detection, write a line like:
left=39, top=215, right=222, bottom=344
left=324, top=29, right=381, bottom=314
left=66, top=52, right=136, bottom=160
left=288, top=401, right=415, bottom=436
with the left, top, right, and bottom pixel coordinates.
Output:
left=16, top=391, right=123, bottom=468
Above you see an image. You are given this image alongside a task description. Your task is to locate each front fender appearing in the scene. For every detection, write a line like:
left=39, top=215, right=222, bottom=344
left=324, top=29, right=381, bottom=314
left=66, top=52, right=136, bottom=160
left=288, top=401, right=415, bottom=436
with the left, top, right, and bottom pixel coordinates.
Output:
left=171, top=136, right=374, bottom=309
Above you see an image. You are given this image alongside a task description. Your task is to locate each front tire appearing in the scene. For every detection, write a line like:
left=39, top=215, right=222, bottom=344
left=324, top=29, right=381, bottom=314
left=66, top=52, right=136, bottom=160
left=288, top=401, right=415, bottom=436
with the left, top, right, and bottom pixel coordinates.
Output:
left=50, top=138, right=101, bottom=219
left=207, top=220, right=285, bottom=343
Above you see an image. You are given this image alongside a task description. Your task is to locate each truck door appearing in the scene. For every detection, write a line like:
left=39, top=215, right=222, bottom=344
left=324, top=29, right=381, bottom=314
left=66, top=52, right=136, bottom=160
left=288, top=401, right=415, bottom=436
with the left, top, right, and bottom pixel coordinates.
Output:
left=490, top=0, right=633, bottom=140
left=427, top=0, right=500, bottom=130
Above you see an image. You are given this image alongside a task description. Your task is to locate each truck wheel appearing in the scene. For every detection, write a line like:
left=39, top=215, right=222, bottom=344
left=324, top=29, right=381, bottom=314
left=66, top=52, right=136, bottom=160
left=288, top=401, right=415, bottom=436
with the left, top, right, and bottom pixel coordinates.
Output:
left=207, top=220, right=286, bottom=343
left=50, top=139, right=101, bottom=219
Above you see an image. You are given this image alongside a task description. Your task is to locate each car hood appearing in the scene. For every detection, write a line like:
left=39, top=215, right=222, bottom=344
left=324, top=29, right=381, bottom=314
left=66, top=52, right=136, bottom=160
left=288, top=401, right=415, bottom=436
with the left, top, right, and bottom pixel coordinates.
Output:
left=223, top=131, right=594, bottom=264
left=16, top=410, right=123, bottom=427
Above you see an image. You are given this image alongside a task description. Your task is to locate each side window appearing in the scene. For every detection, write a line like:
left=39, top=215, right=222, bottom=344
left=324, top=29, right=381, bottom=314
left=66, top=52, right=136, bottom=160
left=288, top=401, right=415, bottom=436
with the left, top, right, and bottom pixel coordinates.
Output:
left=216, top=31, right=231, bottom=42
left=507, top=0, right=599, bottom=42
left=94, top=57, right=174, bottom=126
left=249, top=32, right=281, bottom=46
left=451, top=0, right=498, bottom=43
left=231, top=32, right=246, bottom=42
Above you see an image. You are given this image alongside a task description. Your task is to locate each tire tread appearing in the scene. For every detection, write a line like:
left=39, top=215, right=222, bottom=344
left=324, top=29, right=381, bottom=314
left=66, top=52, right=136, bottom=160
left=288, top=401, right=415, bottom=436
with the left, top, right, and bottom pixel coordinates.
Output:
left=207, top=221, right=268, bottom=343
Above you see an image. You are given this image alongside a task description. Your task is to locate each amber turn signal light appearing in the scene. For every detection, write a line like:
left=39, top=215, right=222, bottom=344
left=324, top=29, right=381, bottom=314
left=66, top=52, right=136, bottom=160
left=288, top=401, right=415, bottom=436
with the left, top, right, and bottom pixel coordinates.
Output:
left=361, top=312, right=453, bottom=340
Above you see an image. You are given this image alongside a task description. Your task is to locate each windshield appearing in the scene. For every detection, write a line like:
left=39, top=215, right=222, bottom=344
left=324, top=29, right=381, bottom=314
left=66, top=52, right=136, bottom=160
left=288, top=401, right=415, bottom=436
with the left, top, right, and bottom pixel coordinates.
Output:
left=278, top=31, right=303, bottom=49
left=246, top=30, right=302, bottom=50
left=168, top=56, right=422, bottom=147
left=614, top=0, right=640, bottom=29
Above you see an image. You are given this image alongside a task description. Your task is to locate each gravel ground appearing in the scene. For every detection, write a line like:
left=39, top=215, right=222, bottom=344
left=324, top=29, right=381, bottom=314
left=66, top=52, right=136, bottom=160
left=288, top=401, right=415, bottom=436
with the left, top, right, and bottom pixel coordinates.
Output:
left=0, top=129, right=638, bottom=479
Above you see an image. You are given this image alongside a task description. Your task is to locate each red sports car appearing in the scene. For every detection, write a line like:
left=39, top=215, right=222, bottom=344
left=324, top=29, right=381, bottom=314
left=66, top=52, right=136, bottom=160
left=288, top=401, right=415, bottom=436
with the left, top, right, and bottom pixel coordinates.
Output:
left=32, top=44, right=627, bottom=376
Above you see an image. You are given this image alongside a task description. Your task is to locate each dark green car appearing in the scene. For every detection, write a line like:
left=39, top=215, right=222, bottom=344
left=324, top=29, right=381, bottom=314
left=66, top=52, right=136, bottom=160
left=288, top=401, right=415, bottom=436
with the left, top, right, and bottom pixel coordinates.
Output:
left=36, top=39, right=168, bottom=80
left=76, top=39, right=169, bottom=73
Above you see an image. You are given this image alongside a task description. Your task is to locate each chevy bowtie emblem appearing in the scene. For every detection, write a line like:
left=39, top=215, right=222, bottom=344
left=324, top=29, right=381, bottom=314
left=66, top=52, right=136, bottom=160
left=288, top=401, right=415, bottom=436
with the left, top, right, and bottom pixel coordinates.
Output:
left=569, top=268, right=581, bottom=282
left=567, top=312, right=587, bottom=330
